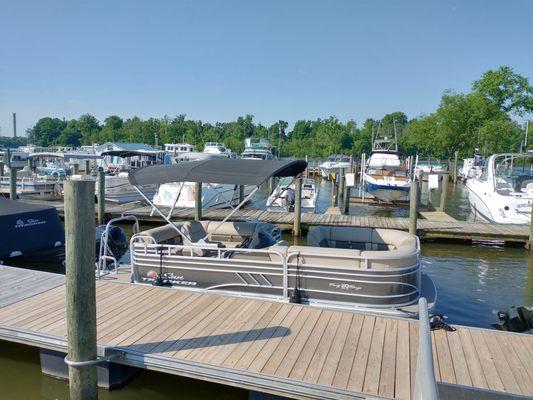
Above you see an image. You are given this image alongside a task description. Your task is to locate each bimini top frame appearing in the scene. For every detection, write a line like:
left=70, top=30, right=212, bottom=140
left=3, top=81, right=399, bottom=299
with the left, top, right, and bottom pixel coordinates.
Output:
left=128, top=158, right=308, bottom=243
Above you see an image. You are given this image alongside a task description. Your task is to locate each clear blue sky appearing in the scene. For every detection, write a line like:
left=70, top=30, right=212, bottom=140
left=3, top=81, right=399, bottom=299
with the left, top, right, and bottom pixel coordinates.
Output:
left=1, top=0, right=531, bottom=136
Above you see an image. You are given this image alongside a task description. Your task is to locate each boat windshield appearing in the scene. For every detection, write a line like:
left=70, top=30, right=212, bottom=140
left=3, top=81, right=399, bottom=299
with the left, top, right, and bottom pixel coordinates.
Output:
left=491, top=154, right=533, bottom=194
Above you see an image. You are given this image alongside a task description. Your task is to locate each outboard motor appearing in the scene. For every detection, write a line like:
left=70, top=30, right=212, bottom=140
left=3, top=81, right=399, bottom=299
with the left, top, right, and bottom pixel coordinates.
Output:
left=95, top=225, right=128, bottom=267
left=285, top=187, right=295, bottom=212
left=491, top=306, right=533, bottom=333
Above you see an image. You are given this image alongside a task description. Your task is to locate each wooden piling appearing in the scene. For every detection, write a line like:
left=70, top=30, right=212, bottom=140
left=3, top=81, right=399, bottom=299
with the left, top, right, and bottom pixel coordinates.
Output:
left=338, top=168, right=345, bottom=213
left=417, top=173, right=423, bottom=206
left=349, top=155, right=354, bottom=173
left=9, top=167, right=17, bottom=200
left=195, top=182, right=202, bottom=221
left=64, top=179, right=97, bottom=400
left=293, top=177, right=302, bottom=236
left=85, top=160, right=90, bottom=175
left=439, top=173, right=449, bottom=212
left=529, top=202, right=533, bottom=253
left=0, top=161, right=4, bottom=177
left=409, top=181, right=419, bottom=235
left=305, top=155, right=309, bottom=178
left=73, top=163, right=79, bottom=175
left=428, top=188, right=434, bottom=208
left=98, top=170, right=106, bottom=225
left=268, top=177, right=275, bottom=195
left=239, top=185, right=244, bottom=204
left=452, top=151, right=458, bottom=183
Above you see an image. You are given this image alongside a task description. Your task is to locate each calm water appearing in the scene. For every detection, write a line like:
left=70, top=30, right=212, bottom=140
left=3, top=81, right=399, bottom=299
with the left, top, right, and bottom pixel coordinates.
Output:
left=2, top=178, right=532, bottom=398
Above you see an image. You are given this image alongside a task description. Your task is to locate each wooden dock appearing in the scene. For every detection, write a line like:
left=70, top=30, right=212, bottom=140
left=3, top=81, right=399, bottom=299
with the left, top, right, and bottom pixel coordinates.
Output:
left=28, top=199, right=531, bottom=245
left=0, top=265, right=532, bottom=399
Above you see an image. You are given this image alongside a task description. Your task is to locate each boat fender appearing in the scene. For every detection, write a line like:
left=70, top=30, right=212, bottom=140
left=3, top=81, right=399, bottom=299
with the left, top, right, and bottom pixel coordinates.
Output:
left=429, top=314, right=456, bottom=332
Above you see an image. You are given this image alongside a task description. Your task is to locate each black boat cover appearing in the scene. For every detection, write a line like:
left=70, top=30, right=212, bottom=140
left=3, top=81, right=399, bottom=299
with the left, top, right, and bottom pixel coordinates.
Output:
left=128, top=158, right=308, bottom=187
left=0, top=199, right=64, bottom=259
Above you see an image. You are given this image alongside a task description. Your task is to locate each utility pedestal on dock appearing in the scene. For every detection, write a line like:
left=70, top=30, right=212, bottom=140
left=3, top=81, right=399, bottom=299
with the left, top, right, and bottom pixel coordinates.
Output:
left=195, top=182, right=202, bottom=221
left=64, top=179, right=97, bottom=400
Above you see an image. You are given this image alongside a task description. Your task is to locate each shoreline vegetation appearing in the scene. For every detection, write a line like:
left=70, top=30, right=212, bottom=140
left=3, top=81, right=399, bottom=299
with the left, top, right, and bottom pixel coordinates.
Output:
left=6, top=66, right=532, bottom=159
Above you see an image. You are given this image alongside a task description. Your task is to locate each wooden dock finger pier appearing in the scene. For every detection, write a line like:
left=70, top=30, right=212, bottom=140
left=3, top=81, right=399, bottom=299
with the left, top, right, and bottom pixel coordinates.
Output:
left=1, top=265, right=532, bottom=400
left=27, top=199, right=531, bottom=245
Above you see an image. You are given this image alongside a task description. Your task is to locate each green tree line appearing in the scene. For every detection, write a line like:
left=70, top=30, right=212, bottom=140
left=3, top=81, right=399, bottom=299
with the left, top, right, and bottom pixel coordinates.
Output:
left=26, top=66, right=532, bottom=159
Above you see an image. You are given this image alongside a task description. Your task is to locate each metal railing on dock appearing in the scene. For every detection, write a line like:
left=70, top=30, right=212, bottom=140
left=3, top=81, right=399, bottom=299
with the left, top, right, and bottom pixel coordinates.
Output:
left=413, top=297, right=439, bottom=400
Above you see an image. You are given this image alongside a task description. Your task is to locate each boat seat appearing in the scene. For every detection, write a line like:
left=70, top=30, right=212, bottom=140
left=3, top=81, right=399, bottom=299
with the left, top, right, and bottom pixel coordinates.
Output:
left=137, top=223, right=184, bottom=245
left=306, top=226, right=418, bottom=269
left=181, top=221, right=224, bottom=256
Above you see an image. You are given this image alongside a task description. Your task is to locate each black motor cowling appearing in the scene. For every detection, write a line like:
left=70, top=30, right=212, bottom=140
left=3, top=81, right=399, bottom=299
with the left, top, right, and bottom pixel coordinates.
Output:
left=491, top=306, right=533, bottom=333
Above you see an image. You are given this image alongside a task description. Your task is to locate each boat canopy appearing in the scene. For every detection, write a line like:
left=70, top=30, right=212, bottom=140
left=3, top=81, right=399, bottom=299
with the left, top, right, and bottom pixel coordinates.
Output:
left=29, top=152, right=102, bottom=159
left=129, top=158, right=307, bottom=187
left=100, top=150, right=161, bottom=158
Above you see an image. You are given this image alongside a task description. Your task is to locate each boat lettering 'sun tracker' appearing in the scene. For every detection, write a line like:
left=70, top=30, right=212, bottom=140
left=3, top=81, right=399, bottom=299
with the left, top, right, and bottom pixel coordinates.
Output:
left=126, top=158, right=436, bottom=318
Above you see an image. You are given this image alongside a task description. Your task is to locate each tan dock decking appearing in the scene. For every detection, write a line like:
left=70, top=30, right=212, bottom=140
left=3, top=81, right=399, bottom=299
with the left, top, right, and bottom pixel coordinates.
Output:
left=0, top=266, right=532, bottom=399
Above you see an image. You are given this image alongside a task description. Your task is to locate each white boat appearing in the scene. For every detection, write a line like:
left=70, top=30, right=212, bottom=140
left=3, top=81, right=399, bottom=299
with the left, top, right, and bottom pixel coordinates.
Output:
left=153, top=181, right=255, bottom=210
left=459, top=150, right=485, bottom=180
left=266, top=177, right=319, bottom=213
left=0, top=169, right=62, bottom=201
left=414, top=157, right=446, bottom=180
left=466, top=153, right=533, bottom=224
left=153, top=153, right=254, bottom=210
left=122, top=158, right=436, bottom=318
left=203, top=142, right=231, bottom=157
left=319, top=155, right=351, bottom=179
left=362, top=124, right=410, bottom=202
left=164, top=143, right=196, bottom=154
left=98, top=150, right=160, bottom=203
left=241, top=138, right=274, bottom=160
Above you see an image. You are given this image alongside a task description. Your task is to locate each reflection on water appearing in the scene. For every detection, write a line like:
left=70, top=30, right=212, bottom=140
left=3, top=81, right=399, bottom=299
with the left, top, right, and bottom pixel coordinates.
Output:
left=0, top=340, right=246, bottom=400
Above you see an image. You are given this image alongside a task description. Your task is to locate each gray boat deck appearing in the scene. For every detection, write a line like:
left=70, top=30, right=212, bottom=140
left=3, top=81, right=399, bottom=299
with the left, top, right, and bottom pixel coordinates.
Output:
left=0, top=266, right=532, bottom=399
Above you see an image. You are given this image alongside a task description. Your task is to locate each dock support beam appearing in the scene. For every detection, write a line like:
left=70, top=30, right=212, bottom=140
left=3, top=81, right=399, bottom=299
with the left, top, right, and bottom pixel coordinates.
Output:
left=9, top=167, right=17, bottom=200
left=195, top=182, right=202, bottom=221
left=293, top=177, right=302, bottom=236
left=98, top=169, right=106, bottom=225
left=439, top=173, right=449, bottom=212
left=64, top=179, right=97, bottom=400
left=409, top=181, right=419, bottom=235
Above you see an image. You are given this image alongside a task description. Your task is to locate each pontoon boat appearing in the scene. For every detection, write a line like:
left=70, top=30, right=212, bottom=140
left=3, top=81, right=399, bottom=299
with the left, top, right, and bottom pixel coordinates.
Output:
left=125, top=158, right=436, bottom=317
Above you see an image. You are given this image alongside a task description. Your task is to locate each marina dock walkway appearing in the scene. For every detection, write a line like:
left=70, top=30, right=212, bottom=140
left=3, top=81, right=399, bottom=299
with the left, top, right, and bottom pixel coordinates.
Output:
left=0, top=265, right=532, bottom=399
left=28, top=199, right=531, bottom=244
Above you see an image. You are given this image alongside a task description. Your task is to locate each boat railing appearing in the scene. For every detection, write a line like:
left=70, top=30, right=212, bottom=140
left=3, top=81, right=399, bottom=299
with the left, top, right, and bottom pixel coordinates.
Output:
left=96, top=215, right=139, bottom=278
left=130, top=235, right=421, bottom=303
left=413, top=297, right=440, bottom=400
